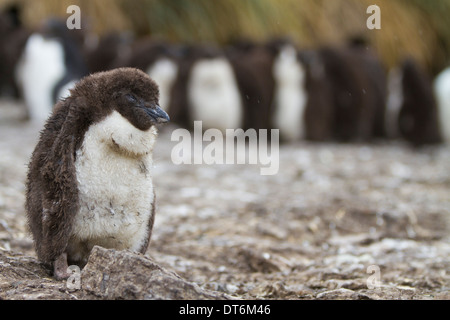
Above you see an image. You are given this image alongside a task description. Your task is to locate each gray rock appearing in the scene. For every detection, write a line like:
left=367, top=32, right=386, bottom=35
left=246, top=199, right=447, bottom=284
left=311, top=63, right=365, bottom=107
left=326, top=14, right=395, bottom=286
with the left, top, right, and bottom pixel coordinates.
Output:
left=0, top=247, right=233, bottom=300
left=80, top=246, right=232, bottom=300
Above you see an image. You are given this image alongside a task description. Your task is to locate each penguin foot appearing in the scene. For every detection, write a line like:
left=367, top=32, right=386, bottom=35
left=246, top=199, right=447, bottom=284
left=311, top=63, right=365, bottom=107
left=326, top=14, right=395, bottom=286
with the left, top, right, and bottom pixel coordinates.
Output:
left=53, top=252, right=70, bottom=280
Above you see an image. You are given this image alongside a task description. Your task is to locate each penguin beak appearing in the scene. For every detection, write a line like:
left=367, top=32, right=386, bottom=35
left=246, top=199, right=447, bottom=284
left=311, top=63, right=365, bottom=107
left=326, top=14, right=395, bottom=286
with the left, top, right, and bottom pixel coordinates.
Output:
left=144, top=104, right=170, bottom=124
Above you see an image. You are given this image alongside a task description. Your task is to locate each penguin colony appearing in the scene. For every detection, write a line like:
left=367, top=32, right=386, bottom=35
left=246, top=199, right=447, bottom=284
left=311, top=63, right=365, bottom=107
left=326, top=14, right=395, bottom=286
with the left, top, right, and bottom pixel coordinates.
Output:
left=1, top=8, right=449, bottom=146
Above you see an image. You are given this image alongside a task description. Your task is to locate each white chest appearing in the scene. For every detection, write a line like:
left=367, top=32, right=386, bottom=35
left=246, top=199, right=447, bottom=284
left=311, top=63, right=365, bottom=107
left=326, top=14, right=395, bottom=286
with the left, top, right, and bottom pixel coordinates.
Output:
left=273, top=45, right=308, bottom=141
left=434, top=67, right=450, bottom=143
left=16, top=34, right=66, bottom=122
left=146, top=58, right=179, bottom=112
left=188, top=58, right=243, bottom=132
left=69, top=112, right=157, bottom=260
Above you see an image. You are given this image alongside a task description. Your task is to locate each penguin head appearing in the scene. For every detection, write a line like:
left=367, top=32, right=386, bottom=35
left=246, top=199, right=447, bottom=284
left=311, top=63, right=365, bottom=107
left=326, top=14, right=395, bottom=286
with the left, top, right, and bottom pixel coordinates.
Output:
left=109, top=71, right=170, bottom=131
left=70, top=67, right=170, bottom=132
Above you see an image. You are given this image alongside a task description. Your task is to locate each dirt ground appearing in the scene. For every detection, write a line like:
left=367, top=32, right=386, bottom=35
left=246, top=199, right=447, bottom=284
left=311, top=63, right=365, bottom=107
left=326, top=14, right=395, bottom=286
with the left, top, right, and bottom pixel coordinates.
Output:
left=0, top=100, right=449, bottom=299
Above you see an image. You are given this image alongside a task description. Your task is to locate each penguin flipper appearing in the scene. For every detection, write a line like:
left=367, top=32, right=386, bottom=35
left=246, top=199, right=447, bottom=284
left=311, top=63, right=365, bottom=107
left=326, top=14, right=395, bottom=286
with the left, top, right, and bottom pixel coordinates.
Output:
left=39, top=105, right=81, bottom=265
left=138, top=190, right=156, bottom=254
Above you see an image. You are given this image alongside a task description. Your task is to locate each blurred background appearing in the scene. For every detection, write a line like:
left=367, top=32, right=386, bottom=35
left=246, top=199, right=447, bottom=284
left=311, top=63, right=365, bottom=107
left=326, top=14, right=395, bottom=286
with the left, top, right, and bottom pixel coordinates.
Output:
left=2, top=0, right=450, bottom=145
left=2, top=0, right=450, bottom=75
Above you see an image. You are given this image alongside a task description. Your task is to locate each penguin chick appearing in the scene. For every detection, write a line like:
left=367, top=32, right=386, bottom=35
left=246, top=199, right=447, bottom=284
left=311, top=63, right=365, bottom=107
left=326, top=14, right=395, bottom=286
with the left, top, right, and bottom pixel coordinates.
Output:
left=25, top=67, right=169, bottom=280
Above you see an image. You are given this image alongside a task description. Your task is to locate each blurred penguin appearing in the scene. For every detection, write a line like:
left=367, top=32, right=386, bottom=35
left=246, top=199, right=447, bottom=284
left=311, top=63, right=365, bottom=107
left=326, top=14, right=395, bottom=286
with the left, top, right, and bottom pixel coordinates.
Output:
left=170, top=44, right=244, bottom=132
left=266, top=38, right=307, bottom=142
left=115, top=38, right=179, bottom=114
left=433, top=66, right=450, bottom=144
left=227, top=39, right=275, bottom=133
left=298, top=48, right=335, bottom=142
left=15, top=19, right=88, bottom=122
left=0, top=5, right=30, bottom=98
left=386, top=58, right=442, bottom=146
left=317, top=40, right=387, bottom=142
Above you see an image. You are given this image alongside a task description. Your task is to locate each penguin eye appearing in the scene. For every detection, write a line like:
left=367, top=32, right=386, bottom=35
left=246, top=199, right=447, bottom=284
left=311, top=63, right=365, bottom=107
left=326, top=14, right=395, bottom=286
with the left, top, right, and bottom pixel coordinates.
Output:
left=125, top=93, right=138, bottom=104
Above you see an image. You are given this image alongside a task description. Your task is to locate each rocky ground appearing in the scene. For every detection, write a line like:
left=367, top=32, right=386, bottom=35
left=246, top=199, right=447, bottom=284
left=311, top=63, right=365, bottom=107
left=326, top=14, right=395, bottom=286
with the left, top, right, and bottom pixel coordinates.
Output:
left=0, top=100, right=449, bottom=300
